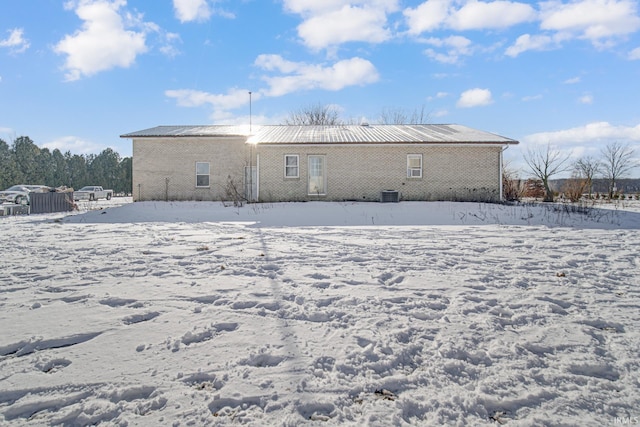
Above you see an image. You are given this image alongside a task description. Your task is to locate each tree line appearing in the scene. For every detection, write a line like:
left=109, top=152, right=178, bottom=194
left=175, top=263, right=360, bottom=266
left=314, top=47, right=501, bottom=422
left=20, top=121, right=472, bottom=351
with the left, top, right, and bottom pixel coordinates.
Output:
left=505, top=141, right=637, bottom=202
left=0, top=136, right=132, bottom=194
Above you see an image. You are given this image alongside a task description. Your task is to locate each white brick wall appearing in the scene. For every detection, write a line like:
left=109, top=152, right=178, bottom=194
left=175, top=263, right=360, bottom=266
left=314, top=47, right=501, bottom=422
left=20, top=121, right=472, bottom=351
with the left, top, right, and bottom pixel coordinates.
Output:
left=132, top=137, right=249, bottom=201
left=256, top=144, right=502, bottom=202
left=132, top=137, right=503, bottom=202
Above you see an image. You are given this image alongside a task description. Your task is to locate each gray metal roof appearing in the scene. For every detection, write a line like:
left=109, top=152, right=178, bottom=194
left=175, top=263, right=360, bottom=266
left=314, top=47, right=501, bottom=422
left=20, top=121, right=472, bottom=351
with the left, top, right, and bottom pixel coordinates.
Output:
left=121, top=124, right=518, bottom=145
left=120, top=125, right=253, bottom=138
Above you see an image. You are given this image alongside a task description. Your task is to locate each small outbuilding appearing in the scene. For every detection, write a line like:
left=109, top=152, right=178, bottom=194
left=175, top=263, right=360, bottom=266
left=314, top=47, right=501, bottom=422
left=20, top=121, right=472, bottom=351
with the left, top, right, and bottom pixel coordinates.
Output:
left=120, top=124, right=518, bottom=203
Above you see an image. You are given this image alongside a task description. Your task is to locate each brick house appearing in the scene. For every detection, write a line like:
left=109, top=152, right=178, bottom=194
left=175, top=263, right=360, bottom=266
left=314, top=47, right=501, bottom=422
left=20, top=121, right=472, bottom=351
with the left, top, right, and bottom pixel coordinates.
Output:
left=120, top=124, right=518, bottom=203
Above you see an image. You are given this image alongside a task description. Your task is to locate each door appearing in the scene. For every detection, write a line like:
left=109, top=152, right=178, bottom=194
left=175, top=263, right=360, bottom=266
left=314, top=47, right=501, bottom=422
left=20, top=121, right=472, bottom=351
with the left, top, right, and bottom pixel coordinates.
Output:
left=308, top=155, right=326, bottom=195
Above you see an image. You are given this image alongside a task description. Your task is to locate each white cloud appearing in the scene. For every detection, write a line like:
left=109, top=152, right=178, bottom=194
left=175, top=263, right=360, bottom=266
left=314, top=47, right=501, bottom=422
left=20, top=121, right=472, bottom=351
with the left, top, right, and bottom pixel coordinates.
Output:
left=284, top=0, right=399, bottom=49
left=424, top=35, right=471, bottom=50
left=449, top=0, right=536, bottom=31
left=406, top=0, right=640, bottom=59
left=255, top=55, right=379, bottom=97
left=564, top=76, right=581, bottom=84
left=629, top=46, right=640, bottom=60
left=457, top=88, right=493, bottom=108
left=505, top=33, right=559, bottom=57
left=540, top=0, right=640, bottom=46
left=166, top=55, right=380, bottom=120
left=0, top=28, right=30, bottom=53
left=404, top=0, right=456, bottom=34
left=253, top=55, right=300, bottom=73
left=522, top=94, right=543, bottom=101
left=283, top=0, right=398, bottom=15
left=297, top=5, right=392, bottom=49
left=578, top=94, right=594, bottom=104
left=173, top=0, right=211, bottom=23
left=504, top=0, right=640, bottom=57
left=519, top=122, right=640, bottom=173
left=283, top=0, right=349, bottom=15
left=427, top=91, right=449, bottom=101
left=404, top=0, right=536, bottom=34
left=54, top=0, right=148, bottom=81
left=42, top=136, right=104, bottom=155
left=159, top=32, right=182, bottom=58
left=524, top=122, right=640, bottom=145
left=423, top=35, right=472, bottom=64
left=165, top=87, right=255, bottom=111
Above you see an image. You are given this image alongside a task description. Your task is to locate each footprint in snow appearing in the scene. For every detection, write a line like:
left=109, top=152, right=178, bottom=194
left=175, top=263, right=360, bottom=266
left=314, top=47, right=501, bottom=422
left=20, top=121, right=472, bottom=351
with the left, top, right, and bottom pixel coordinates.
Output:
left=297, top=402, right=336, bottom=421
left=35, top=358, right=72, bottom=373
left=306, top=272, right=330, bottom=280
left=99, top=297, right=139, bottom=307
left=181, top=372, right=225, bottom=391
left=377, top=272, right=405, bottom=285
left=122, top=311, right=160, bottom=325
left=313, top=356, right=335, bottom=371
left=240, top=353, right=286, bottom=367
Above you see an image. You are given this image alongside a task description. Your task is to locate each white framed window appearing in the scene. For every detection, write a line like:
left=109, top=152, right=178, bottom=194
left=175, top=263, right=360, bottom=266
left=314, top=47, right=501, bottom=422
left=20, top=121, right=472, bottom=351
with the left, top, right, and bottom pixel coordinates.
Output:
left=196, top=162, right=210, bottom=187
left=308, top=155, right=326, bottom=195
left=284, top=154, right=299, bottom=178
left=407, top=154, right=422, bottom=178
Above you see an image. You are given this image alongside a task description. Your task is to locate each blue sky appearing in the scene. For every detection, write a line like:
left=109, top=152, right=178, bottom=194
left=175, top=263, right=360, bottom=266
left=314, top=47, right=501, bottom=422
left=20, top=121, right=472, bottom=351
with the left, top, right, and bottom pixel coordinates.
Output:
left=1, top=0, right=639, bottom=177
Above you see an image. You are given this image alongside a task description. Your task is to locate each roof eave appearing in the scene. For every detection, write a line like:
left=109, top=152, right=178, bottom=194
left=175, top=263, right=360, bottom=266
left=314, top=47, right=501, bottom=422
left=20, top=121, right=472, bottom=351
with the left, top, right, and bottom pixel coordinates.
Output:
left=254, top=140, right=519, bottom=146
left=120, top=134, right=248, bottom=138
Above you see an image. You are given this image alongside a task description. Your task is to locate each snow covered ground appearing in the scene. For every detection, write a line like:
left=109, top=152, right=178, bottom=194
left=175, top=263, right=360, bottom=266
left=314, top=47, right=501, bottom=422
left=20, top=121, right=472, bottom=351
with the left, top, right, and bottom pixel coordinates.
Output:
left=1, top=198, right=639, bottom=426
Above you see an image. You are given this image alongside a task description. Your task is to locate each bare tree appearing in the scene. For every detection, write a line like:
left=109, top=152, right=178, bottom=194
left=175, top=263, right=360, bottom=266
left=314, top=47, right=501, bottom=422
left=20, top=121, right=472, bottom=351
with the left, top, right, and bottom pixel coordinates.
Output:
left=282, top=103, right=343, bottom=125
left=562, top=172, right=587, bottom=202
left=502, top=159, right=525, bottom=201
left=600, top=142, right=636, bottom=198
left=574, top=156, right=600, bottom=198
left=524, top=144, right=572, bottom=202
left=378, top=105, right=430, bottom=124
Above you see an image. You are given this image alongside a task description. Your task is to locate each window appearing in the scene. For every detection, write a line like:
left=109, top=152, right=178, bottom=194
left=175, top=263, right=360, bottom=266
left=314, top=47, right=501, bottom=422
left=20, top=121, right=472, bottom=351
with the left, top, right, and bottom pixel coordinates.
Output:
left=308, top=155, right=326, bottom=195
left=407, top=154, right=422, bottom=178
left=284, top=155, right=299, bottom=178
left=196, top=162, right=210, bottom=187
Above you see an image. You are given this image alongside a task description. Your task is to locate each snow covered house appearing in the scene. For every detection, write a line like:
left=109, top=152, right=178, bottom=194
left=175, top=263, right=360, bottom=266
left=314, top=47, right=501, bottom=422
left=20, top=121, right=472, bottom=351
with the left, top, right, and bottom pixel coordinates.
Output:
left=120, top=124, right=518, bottom=203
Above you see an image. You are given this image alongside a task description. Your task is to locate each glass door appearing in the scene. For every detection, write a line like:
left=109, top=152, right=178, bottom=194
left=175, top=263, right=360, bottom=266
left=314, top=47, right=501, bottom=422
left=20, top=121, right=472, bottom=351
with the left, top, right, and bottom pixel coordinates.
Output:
left=308, top=155, right=326, bottom=195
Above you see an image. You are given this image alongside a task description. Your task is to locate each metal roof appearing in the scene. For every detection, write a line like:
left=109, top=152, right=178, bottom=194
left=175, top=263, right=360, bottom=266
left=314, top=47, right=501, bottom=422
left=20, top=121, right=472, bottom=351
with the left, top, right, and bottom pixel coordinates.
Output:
left=121, top=124, right=518, bottom=145
left=120, top=125, right=253, bottom=138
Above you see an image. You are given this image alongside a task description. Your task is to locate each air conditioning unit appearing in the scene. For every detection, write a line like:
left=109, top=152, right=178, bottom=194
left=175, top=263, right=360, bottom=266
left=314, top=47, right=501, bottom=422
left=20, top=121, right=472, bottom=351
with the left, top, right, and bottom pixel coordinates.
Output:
left=380, top=190, right=400, bottom=203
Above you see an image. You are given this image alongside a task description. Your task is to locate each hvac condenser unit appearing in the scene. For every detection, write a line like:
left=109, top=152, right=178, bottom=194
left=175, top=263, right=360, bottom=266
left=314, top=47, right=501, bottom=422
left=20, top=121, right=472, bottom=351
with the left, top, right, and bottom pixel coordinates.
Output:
left=380, top=190, right=400, bottom=203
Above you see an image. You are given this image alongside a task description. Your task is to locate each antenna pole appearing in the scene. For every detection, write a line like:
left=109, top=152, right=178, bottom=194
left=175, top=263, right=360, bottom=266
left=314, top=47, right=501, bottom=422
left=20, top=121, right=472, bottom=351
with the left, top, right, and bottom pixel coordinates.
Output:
left=249, top=91, right=252, bottom=133
left=248, top=91, right=253, bottom=202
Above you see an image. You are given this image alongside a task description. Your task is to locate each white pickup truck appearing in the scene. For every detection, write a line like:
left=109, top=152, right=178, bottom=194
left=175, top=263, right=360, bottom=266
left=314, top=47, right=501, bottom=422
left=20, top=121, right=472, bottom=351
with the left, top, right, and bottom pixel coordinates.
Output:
left=74, top=186, right=113, bottom=201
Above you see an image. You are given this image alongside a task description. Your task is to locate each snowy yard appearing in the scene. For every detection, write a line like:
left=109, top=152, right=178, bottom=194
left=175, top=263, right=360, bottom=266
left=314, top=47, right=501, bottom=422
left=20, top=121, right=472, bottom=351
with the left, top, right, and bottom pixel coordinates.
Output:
left=1, top=199, right=639, bottom=426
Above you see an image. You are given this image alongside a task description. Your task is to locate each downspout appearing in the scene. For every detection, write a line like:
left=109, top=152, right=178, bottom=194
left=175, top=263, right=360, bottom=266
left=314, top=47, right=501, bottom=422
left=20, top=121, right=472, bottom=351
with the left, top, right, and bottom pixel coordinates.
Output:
left=500, top=145, right=508, bottom=202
